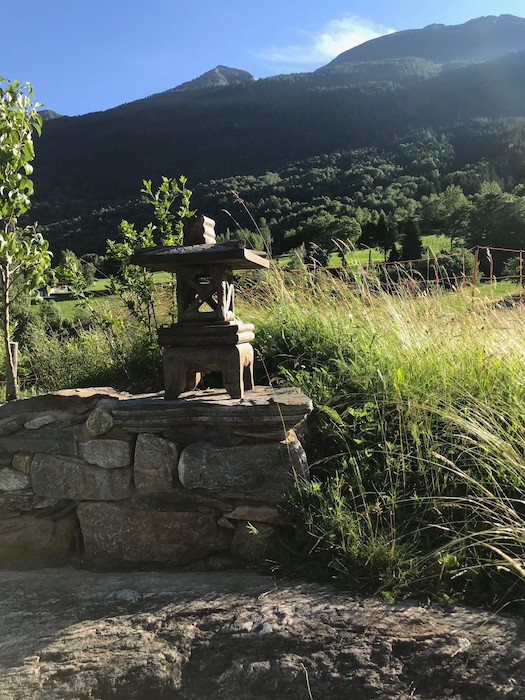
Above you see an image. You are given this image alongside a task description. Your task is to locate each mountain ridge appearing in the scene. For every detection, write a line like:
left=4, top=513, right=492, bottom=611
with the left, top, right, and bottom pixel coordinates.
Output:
left=322, top=14, right=525, bottom=68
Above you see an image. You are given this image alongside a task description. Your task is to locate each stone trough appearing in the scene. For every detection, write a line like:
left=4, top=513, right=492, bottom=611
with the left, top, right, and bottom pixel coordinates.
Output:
left=0, top=386, right=312, bottom=569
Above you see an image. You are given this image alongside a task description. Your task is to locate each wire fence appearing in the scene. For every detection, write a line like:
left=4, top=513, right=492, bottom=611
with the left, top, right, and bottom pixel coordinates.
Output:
left=300, top=244, right=525, bottom=301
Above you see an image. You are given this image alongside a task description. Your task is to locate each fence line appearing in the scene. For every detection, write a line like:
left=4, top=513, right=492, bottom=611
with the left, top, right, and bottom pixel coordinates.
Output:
left=301, top=244, right=525, bottom=299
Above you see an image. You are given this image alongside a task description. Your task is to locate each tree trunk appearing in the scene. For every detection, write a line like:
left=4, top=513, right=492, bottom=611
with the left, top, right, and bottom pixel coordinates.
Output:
left=2, top=276, right=18, bottom=402
left=6, top=342, right=18, bottom=402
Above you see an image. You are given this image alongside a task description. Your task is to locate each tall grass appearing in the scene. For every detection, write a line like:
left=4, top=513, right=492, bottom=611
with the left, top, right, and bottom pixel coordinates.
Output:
left=246, top=265, right=525, bottom=607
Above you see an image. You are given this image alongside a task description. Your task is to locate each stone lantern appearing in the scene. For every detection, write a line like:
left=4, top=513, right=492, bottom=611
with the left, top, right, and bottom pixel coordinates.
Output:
left=130, top=215, right=269, bottom=400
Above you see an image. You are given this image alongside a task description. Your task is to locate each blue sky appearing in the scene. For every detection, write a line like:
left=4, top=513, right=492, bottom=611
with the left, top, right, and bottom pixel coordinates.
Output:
left=3, top=0, right=525, bottom=116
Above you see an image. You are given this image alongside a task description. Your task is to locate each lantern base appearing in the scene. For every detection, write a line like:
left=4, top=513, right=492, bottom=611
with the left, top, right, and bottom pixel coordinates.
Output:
left=163, top=343, right=255, bottom=400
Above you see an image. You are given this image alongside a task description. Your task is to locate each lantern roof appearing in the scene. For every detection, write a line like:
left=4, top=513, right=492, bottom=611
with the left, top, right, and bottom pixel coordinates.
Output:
left=130, top=239, right=269, bottom=272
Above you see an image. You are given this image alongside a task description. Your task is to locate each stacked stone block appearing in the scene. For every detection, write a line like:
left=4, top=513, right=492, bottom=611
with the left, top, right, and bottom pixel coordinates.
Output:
left=0, top=386, right=312, bottom=568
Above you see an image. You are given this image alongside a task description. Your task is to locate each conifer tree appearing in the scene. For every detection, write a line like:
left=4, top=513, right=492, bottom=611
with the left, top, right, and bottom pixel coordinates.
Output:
left=401, top=218, right=423, bottom=261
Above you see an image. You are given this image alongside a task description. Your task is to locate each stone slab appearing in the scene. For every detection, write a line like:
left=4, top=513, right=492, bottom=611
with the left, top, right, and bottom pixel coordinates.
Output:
left=0, top=570, right=522, bottom=700
left=131, top=490, right=198, bottom=512
left=0, top=490, right=34, bottom=512
left=226, top=504, right=284, bottom=524
left=79, top=439, right=133, bottom=469
left=0, top=387, right=126, bottom=421
left=0, top=490, right=60, bottom=513
left=77, top=502, right=231, bottom=564
left=24, top=414, right=58, bottom=430
left=31, top=454, right=132, bottom=501
left=134, top=433, right=179, bottom=492
left=1, top=427, right=80, bottom=456
left=0, top=468, right=31, bottom=491
left=178, top=437, right=308, bottom=502
left=112, top=387, right=313, bottom=437
left=0, top=416, right=26, bottom=436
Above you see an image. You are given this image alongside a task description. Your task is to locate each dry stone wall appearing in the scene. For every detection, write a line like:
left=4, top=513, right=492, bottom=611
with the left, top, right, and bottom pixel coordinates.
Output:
left=0, top=386, right=312, bottom=569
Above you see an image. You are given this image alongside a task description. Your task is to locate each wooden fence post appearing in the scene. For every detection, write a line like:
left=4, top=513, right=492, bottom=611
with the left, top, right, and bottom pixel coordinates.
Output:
left=471, top=246, right=479, bottom=305
left=520, top=250, right=523, bottom=300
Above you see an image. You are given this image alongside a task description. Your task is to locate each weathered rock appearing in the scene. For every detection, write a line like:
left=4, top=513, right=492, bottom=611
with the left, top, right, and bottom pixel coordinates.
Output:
left=0, top=513, right=77, bottom=568
left=1, top=427, right=79, bottom=456
left=0, top=387, right=126, bottom=420
left=24, top=414, right=58, bottom=430
left=231, top=521, right=273, bottom=561
left=227, top=504, right=284, bottom=524
left=32, top=496, right=62, bottom=511
left=134, top=433, right=179, bottom=492
left=178, top=437, right=308, bottom=501
left=0, top=489, right=34, bottom=511
left=85, top=406, right=114, bottom=437
left=0, top=569, right=523, bottom=700
left=0, top=415, right=25, bottom=436
left=11, top=452, right=33, bottom=474
left=0, top=489, right=59, bottom=513
left=77, top=502, right=231, bottom=563
left=131, top=490, right=198, bottom=512
left=217, top=516, right=236, bottom=530
left=0, top=450, right=12, bottom=467
left=112, top=386, right=313, bottom=443
left=79, top=438, right=133, bottom=469
left=0, top=467, right=31, bottom=491
left=31, top=454, right=132, bottom=500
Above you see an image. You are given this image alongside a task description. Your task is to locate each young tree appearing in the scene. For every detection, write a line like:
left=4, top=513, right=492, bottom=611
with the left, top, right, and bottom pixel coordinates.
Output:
left=106, top=176, right=194, bottom=339
left=0, top=78, right=51, bottom=401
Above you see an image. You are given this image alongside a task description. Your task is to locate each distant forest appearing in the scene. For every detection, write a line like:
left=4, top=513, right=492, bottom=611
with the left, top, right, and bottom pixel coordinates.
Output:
left=30, top=117, right=525, bottom=275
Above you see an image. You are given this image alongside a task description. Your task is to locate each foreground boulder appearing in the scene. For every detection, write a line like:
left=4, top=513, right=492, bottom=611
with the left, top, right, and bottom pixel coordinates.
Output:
left=0, top=569, right=522, bottom=699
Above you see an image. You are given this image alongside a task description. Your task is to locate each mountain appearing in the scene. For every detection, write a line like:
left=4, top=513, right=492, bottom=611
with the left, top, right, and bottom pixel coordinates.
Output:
left=169, top=65, right=254, bottom=92
left=38, top=109, right=64, bottom=121
left=29, top=15, right=525, bottom=255
left=322, top=14, right=525, bottom=68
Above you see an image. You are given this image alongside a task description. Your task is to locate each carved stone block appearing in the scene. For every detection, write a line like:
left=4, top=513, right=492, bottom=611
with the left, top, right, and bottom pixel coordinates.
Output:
left=163, top=343, right=254, bottom=400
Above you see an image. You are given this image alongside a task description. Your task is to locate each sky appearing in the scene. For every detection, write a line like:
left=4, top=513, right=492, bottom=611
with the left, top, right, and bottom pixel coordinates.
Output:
left=3, top=0, right=525, bottom=116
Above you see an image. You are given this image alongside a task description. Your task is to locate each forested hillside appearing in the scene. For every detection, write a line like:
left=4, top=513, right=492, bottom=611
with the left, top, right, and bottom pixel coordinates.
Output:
left=28, top=14, right=525, bottom=261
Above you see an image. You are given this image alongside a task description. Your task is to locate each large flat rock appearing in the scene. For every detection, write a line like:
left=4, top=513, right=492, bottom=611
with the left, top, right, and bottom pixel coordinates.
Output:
left=0, top=569, right=522, bottom=699
left=112, top=386, right=313, bottom=442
